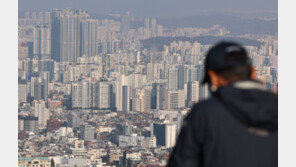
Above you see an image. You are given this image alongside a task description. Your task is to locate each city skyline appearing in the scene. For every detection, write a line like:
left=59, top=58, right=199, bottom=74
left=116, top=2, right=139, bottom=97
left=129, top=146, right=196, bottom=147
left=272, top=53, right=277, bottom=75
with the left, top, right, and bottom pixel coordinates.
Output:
left=18, top=7, right=278, bottom=167
left=19, top=0, right=277, bottom=18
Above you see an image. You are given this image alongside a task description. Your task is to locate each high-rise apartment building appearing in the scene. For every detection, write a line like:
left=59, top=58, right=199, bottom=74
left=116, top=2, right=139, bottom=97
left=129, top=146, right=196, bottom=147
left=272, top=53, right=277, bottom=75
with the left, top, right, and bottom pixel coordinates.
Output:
left=34, top=100, right=50, bottom=129
left=120, top=12, right=131, bottom=36
left=81, top=81, right=92, bottom=109
left=166, top=89, right=185, bottom=110
left=115, top=75, right=129, bottom=111
left=30, top=77, right=47, bottom=100
left=176, top=112, right=184, bottom=134
left=38, top=59, right=55, bottom=82
left=20, top=59, right=33, bottom=79
left=199, top=84, right=210, bottom=101
left=142, top=136, right=157, bottom=149
left=18, top=116, right=38, bottom=133
left=71, top=80, right=93, bottom=109
left=152, top=123, right=177, bottom=148
left=168, top=68, right=178, bottom=90
left=71, top=80, right=113, bottom=109
left=151, top=18, right=157, bottom=37
left=40, top=71, right=50, bottom=100
left=33, top=24, right=51, bottom=59
left=144, top=88, right=152, bottom=110
left=157, top=25, right=163, bottom=36
left=44, top=12, right=51, bottom=24
left=51, top=9, right=90, bottom=62
left=80, top=19, right=98, bottom=57
left=188, top=67, right=198, bottom=82
left=38, top=12, right=43, bottom=25
left=151, top=83, right=166, bottom=110
left=177, top=66, right=185, bottom=90
left=145, top=18, right=150, bottom=29
left=18, top=79, right=27, bottom=104
left=187, top=81, right=200, bottom=107
left=80, top=125, right=95, bottom=141
left=67, top=112, right=80, bottom=129
left=122, top=85, right=130, bottom=112
left=131, top=89, right=145, bottom=112
left=71, top=82, right=82, bottom=108
left=18, top=43, right=29, bottom=60
left=95, top=82, right=111, bottom=109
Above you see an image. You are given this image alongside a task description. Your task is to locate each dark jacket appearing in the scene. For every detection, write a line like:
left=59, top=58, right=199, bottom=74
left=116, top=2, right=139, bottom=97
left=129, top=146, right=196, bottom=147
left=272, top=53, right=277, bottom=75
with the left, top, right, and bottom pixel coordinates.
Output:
left=167, top=80, right=278, bottom=167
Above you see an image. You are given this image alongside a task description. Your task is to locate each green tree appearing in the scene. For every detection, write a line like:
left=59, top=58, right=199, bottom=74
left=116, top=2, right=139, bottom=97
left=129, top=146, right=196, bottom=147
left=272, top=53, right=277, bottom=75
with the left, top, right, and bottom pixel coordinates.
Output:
left=50, top=158, right=55, bottom=167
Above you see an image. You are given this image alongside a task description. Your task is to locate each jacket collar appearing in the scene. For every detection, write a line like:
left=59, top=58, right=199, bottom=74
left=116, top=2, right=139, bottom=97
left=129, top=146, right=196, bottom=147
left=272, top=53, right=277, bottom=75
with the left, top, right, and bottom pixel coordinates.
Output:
left=231, top=80, right=267, bottom=91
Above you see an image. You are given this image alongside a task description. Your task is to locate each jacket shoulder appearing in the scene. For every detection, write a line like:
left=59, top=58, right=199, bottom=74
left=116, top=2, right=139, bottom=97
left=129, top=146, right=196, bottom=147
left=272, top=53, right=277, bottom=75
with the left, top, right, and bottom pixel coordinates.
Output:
left=192, top=97, right=222, bottom=112
left=186, top=97, right=222, bottom=121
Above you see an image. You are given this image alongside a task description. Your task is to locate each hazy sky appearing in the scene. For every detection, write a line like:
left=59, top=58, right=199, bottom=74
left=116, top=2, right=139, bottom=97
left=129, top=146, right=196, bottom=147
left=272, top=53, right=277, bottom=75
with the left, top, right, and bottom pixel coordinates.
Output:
left=19, top=0, right=278, bottom=18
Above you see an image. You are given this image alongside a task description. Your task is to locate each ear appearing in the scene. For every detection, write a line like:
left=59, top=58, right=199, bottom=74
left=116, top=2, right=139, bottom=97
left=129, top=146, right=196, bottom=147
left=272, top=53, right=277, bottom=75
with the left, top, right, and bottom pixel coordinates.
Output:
left=208, top=70, right=230, bottom=87
left=207, top=70, right=219, bottom=87
left=250, top=66, right=257, bottom=80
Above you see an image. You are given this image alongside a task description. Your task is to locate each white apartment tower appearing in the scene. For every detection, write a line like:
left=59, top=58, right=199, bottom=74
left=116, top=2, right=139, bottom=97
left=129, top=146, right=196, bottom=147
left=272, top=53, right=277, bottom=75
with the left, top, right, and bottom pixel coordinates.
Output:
left=187, top=81, right=200, bottom=107
left=33, top=24, right=51, bottom=59
left=166, top=89, right=185, bottom=110
left=168, top=67, right=178, bottom=90
left=71, top=82, right=82, bottom=108
left=34, top=100, right=50, bottom=129
left=96, top=82, right=110, bottom=109
left=80, top=19, right=98, bottom=57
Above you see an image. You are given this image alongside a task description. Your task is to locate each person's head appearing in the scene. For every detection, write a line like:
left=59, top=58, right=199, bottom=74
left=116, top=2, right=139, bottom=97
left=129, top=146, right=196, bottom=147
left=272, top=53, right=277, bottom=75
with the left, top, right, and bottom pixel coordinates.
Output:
left=202, top=41, right=256, bottom=90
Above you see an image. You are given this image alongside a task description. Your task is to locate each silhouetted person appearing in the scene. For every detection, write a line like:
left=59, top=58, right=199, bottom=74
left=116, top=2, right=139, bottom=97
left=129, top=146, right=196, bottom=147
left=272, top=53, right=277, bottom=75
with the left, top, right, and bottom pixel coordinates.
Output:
left=167, top=41, right=278, bottom=167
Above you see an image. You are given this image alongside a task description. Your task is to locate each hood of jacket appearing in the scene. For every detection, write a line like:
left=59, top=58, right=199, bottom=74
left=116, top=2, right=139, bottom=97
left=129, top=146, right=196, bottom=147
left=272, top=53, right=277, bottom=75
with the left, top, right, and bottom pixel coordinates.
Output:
left=214, top=80, right=278, bottom=131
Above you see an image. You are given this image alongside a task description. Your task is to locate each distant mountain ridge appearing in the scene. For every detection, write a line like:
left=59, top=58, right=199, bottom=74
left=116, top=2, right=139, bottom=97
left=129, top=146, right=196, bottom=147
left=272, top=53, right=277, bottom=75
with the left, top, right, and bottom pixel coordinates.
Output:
left=157, top=15, right=277, bottom=35
left=19, top=11, right=276, bottom=35
left=75, top=13, right=278, bottom=36
left=141, top=36, right=263, bottom=51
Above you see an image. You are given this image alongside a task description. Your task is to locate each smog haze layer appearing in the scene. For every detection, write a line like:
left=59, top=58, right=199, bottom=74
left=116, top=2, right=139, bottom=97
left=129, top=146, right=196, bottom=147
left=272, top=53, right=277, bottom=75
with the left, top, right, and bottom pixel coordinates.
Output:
left=19, top=0, right=277, bottom=19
